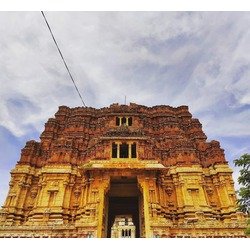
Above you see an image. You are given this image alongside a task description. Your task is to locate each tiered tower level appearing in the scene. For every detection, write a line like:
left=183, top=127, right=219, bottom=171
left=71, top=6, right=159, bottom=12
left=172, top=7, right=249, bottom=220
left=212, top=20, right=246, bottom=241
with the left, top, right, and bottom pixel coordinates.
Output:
left=0, top=103, right=246, bottom=238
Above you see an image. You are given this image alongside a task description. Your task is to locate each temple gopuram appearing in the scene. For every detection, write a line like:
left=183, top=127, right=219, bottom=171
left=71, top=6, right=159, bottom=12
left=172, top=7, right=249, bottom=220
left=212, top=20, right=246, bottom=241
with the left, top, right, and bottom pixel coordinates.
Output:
left=0, top=103, right=247, bottom=238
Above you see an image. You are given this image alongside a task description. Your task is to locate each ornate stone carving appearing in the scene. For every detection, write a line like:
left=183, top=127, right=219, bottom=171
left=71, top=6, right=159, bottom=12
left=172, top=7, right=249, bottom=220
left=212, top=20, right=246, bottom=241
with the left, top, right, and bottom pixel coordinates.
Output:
left=30, top=187, right=38, bottom=199
left=0, top=103, right=247, bottom=238
left=105, top=126, right=145, bottom=138
left=206, top=186, right=213, bottom=195
left=165, top=186, right=173, bottom=196
left=73, top=186, right=81, bottom=199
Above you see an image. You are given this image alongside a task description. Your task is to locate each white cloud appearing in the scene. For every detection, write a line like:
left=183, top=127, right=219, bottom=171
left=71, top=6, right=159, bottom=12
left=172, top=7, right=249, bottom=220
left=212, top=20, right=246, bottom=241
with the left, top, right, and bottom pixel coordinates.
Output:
left=0, top=12, right=249, bottom=136
left=0, top=12, right=250, bottom=203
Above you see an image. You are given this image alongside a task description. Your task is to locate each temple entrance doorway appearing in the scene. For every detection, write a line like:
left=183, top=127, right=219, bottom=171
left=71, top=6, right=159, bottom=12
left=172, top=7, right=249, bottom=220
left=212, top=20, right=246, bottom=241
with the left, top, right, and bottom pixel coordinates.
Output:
left=105, top=177, right=143, bottom=238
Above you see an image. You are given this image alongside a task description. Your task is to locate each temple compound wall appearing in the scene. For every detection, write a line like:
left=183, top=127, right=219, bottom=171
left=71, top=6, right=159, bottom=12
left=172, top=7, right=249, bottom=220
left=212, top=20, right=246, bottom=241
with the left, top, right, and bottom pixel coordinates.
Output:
left=0, top=103, right=246, bottom=237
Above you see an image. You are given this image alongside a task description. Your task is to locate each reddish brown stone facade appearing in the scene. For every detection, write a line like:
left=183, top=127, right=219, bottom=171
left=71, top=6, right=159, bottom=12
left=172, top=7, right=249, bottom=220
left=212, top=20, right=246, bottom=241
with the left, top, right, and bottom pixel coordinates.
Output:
left=0, top=103, right=246, bottom=238
left=19, top=103, right=226, bottom=168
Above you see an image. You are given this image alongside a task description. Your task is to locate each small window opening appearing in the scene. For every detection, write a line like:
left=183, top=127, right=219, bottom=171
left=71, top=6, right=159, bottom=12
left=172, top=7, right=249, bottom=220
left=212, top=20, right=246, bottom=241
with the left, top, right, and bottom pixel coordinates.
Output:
left=112, top=143, right=118, bottom=158
left=121, top=117, right=126, bottom=125
left=115, top=117, right=132, bottom=126
left=120, top=143, right=129, bottom=158
left=128, top=117, right=132, bottom=126
left=111, top=142, right=137, bottom=159
left=116, top=117, right=120, bottom=126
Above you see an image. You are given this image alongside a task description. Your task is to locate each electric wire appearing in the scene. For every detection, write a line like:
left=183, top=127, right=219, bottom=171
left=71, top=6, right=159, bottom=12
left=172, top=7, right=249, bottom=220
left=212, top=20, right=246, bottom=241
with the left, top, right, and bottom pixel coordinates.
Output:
left=41, top=11, right=87, bottom=107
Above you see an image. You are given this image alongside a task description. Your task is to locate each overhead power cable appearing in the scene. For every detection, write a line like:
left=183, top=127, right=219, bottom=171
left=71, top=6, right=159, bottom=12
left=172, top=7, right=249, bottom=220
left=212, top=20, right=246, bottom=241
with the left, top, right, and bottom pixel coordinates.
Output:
left=41, top=11, right=87, bottom=107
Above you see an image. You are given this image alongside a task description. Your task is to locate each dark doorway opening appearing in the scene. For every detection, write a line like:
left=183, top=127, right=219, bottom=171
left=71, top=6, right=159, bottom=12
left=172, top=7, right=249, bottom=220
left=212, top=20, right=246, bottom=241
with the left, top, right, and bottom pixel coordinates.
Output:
left=105, top=177, right=142, bottom=238
left=107, top=197, right=140, bottom=238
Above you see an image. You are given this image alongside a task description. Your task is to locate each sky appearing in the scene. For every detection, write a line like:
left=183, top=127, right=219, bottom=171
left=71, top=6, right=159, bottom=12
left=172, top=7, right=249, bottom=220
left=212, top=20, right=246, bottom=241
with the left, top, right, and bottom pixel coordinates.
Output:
left=0, top=11, right=250, bottom=207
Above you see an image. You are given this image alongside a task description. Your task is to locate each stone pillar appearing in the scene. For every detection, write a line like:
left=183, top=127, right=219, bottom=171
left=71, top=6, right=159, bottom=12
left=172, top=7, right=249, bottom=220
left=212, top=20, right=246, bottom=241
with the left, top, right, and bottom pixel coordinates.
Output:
left=138, top=176, right=151, bottom=238
left=212, top=165, right=235, bottom=212
left=126, top=117, right=129, bottom=126
left=119, top=229, right=122, bottom=238
left=53, top=183, right=66, bottom=207
left=131, top=227, right=136, bottom=238
left=173, top=178, right=184, bottom=209
left=96, top=176, right=110, bottom=238
left=11, top=180, right=23, bottom=209
left=37, top=179, right=47, bottom=207
left=83, top=182, right=89, bottom=206
left=117, top=142, right=120, bottom=158
left=78, top=181, right=86, bottom=208
left=128, top=143, right=132, bottom=158
left=62, top=180, right=70, bottom=208
left=17, top=183, right=30, bottom=222
left=198, top=185, right=209, bottom=207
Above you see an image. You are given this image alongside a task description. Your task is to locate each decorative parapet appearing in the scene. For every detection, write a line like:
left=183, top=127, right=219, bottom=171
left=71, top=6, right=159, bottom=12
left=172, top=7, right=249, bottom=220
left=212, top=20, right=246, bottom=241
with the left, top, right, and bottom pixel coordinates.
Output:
left=212, top=164, right=233, bottom=173
left=11, top=165, right=35, bottom=174
left=169, top=165, right=203, bottom=174
left=80, top=160, right=165, bottom=170
left=41, top=165, right=73, bottom=174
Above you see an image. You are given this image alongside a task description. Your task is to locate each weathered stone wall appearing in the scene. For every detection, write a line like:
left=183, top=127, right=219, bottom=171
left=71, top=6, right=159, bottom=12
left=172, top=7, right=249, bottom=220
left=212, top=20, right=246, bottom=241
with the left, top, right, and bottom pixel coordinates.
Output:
left=18, top=103, right=226, bottom=167
left=0, top=103, right=246, bottom=238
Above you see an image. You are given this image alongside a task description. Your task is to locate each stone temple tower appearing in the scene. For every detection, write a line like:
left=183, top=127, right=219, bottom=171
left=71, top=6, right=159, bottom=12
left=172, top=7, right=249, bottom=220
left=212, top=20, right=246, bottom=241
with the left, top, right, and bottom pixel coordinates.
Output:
left=0, top=103, right=246, bottom=238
